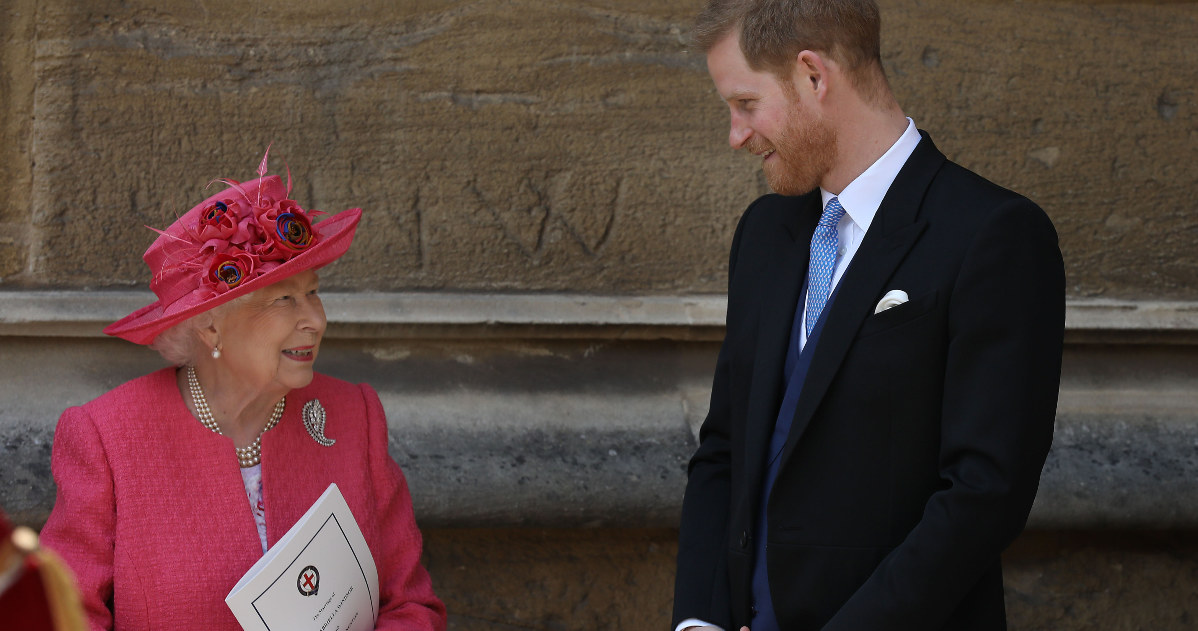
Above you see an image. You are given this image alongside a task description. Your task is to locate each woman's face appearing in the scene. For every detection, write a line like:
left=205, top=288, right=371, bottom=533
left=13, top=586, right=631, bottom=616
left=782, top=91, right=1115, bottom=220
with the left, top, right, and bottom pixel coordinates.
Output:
left=212, top=270, right=326, bottom=396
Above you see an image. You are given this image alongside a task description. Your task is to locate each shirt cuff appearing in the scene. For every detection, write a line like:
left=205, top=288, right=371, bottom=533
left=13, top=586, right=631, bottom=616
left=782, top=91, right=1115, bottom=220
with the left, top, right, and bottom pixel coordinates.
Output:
left=675, top=619, right=724, bottom=631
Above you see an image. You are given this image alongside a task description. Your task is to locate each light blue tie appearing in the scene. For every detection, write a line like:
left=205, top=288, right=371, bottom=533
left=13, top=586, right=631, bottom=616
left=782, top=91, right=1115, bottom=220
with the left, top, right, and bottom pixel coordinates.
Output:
left=805, top=196, right=846, bottom=337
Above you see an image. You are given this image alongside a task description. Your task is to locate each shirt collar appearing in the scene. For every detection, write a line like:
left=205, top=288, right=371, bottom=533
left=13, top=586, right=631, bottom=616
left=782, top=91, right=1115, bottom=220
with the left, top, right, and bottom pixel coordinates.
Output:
left=820, top=118, right=921, bottom=232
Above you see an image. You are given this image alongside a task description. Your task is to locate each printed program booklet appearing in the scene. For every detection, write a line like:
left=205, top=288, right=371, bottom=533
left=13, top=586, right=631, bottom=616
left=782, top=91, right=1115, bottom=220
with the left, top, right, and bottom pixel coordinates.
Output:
left=226, top=483, right=379, bottom=631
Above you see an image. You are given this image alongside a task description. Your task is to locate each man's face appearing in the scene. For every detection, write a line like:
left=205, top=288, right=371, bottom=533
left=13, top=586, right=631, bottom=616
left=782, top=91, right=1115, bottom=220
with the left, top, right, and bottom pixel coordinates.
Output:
left=706, top=33, right=837, bottom=196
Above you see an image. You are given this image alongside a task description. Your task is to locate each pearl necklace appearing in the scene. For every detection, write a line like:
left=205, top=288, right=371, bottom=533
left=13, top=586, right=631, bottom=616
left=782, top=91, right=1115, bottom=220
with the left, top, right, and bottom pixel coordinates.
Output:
left=187, top=365, right=285, bottom=468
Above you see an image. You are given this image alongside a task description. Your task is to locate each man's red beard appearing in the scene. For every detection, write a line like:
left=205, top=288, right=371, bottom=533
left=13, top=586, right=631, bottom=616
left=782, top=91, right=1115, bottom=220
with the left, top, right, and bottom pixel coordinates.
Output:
left=747, top=103, right=838, bottom=197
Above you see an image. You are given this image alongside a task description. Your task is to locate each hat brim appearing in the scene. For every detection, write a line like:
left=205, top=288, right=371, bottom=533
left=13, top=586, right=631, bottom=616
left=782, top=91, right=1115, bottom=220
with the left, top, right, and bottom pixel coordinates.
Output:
left=104, top=208, right=361, bottom=345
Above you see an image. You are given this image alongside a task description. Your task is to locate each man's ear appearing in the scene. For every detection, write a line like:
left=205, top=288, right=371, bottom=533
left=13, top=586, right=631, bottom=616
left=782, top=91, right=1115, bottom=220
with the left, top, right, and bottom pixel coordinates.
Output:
left=794, top=50, right=832, bottom=101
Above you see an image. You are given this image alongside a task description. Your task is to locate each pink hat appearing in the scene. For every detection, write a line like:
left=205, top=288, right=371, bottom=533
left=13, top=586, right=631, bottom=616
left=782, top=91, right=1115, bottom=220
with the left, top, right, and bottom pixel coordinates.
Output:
left=105, top=152, right=361, bottom=345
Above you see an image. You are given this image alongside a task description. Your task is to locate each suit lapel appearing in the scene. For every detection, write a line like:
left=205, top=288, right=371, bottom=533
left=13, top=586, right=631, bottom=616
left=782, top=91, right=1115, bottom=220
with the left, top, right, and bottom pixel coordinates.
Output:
left=742, top=194, right=821, bottom=498
left=776, top=133, right=947, bottom=468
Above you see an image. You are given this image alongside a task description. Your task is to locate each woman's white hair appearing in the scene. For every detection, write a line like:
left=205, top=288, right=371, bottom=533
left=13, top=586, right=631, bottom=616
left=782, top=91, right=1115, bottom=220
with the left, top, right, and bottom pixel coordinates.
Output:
left=148, top=296, right=247, bottom=366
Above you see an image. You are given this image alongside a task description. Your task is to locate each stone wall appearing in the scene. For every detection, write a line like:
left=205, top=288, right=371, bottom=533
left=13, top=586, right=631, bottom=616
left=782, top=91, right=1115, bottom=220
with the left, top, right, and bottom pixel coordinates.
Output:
left=2, top=0, right=1196, bottom=296
left=424, top=529, right=1198, bottom=631
left=2, top=1, right=1198, bottom=629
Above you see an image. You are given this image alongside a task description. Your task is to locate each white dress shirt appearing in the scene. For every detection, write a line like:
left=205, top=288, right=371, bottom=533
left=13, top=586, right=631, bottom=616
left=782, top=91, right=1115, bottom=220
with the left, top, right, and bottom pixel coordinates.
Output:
left=675, top=118, right=922, bottom=631
left=798, top=118, right=921, bottom=351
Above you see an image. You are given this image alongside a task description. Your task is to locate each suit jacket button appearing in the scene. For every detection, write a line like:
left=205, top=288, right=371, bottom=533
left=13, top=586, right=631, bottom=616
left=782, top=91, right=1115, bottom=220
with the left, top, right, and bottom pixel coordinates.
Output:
left=739, top=531, right=749, bottom=548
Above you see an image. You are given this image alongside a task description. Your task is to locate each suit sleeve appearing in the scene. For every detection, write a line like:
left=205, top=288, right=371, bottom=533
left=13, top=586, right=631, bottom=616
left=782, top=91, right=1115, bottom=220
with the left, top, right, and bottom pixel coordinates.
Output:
left=39, top=407, right=117, bottom=631
left=359, top=384, right=448, bottom=631
left=671, top=203, right=755, bottom=630
left=824, top=198, right=1065, bottom=629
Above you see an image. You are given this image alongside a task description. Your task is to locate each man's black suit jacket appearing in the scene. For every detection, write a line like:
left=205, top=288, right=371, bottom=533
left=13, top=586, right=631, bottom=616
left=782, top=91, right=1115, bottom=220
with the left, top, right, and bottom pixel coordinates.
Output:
left=673, top=133, right=1065, bottom=631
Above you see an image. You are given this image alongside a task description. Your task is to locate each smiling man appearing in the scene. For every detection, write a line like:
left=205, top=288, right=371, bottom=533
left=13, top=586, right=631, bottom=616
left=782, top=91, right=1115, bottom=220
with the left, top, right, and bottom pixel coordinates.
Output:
left=672, top=2, right=1066, bottom=630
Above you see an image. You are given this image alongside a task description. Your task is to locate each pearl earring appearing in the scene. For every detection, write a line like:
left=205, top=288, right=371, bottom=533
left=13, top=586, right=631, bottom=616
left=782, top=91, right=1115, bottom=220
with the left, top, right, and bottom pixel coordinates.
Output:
left=212, top=347, right=222, bottom=359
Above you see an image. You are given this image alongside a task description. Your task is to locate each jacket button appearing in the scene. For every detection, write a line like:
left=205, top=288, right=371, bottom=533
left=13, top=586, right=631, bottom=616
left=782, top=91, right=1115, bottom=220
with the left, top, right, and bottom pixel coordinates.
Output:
left=739, top=531, right=749, bottom=548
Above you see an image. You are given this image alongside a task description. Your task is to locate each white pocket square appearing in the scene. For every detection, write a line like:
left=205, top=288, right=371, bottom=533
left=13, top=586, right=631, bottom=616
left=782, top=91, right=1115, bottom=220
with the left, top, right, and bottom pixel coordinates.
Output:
left=874, top=289, right=909, bottom=314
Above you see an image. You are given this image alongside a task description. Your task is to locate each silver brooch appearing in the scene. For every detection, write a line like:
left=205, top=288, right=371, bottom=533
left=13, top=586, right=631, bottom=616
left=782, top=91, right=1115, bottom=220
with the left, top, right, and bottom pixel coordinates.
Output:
left=302, top=399, right=336, bottom=447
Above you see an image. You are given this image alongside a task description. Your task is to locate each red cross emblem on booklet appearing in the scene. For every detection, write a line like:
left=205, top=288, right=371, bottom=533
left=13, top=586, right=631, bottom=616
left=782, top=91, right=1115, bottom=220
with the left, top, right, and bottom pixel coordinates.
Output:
left=297, top=565, right=320, bottom=596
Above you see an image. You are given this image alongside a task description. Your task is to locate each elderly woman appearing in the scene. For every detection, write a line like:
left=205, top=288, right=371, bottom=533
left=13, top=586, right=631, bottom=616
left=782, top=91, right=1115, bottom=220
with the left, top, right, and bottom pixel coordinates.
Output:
left=40, top=153, right=447, bottom=631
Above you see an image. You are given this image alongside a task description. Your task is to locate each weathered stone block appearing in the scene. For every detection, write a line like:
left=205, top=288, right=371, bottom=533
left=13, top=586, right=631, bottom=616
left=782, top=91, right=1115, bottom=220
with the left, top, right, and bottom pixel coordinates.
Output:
left=0, top=0, right=35, bottom=230
left=424, top=528, right=679, bottom=630
left=19, top=0, right=741, bottom=293
left=1004, top=530, right=1198, bottom=630
left=882, top=1, right=1198, bottom=300
left=419, top=528, right=1198, bottom=631
left=0, top=237, right=27, bottom=282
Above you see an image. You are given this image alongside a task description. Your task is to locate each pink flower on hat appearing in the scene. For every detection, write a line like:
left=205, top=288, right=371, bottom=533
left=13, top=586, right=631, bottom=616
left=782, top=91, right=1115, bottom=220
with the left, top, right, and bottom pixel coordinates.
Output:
left=254, top=199, right=318, bottom=262
left=207, top=249, right=258, bottom=293
left=197, top=200, right=238, bottom=243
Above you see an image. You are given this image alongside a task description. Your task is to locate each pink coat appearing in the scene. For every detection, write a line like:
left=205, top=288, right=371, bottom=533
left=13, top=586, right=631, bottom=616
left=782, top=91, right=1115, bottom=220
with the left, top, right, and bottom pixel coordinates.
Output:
left=41, top=368, right=447, bottom=631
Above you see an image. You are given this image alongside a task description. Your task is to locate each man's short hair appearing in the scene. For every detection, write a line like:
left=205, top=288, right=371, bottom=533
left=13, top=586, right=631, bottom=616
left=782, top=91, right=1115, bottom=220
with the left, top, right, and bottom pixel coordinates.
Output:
left=694, top=0, right=886, bottom=98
